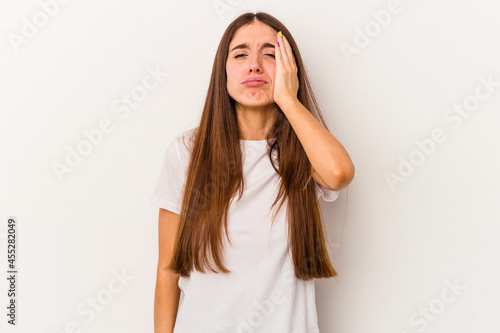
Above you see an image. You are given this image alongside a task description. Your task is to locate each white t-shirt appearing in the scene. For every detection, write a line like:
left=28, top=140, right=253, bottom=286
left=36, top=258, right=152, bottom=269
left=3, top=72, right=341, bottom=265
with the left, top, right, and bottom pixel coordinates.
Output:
left=150, top=132, right=339, bottom=333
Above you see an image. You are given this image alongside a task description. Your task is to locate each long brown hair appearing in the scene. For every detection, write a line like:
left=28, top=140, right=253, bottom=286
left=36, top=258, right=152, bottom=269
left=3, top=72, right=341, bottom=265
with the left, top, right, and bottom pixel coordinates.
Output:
left=169, top=12, right=339, bottom=281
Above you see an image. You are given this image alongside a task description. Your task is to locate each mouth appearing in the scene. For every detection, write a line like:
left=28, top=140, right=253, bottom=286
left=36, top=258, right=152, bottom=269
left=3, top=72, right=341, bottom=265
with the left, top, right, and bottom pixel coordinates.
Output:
left=242, top=78, right=267, bottom=87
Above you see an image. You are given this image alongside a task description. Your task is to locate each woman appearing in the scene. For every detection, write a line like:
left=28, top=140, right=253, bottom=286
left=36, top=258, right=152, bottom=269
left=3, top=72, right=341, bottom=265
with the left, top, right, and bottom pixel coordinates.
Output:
left=151, top=11, right=355, bottom=333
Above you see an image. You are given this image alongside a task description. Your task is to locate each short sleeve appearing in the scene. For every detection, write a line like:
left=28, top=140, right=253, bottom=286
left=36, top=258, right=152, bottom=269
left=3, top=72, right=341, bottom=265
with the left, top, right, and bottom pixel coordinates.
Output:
left=150, top=137, right=186, bottom=214
left=315, top=181, right=340, bottom=202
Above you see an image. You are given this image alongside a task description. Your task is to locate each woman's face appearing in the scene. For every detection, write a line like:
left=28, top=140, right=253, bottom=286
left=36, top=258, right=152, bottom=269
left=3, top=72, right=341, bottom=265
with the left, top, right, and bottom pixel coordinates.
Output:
left=226, top=21, right=278, bottom=111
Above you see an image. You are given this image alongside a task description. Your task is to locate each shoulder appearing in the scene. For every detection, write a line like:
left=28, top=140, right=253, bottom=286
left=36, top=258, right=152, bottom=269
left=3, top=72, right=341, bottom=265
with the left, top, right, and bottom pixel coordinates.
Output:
left=167, top=129, right=197, bottom=170
left=176, top=129, right=196, bottom=156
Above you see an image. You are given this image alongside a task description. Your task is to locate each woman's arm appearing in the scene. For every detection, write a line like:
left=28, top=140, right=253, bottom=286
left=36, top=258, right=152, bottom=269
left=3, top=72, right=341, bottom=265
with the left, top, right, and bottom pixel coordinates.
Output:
left=274, top=32, right=355, bottom=191
left=154, top=208, right=182, bottom=333
left=278, top=97, right=355, bottom=191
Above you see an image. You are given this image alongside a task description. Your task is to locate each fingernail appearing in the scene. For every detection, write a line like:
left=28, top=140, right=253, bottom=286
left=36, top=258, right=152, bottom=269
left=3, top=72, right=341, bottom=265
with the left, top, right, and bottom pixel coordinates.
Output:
left=277, top=41, right=280, bottom=47
left=279, top=31, right=282, bottom=37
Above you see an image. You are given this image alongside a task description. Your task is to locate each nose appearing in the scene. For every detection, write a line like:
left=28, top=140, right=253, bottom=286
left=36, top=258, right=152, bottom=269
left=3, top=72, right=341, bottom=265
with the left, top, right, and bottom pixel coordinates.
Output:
left=249, top=54, right=262, bottom=73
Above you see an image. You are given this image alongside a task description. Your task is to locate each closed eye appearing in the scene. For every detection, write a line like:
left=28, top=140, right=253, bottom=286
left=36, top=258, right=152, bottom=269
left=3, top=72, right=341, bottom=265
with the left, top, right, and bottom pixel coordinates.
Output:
left=235, top=54, right=275, bottom=58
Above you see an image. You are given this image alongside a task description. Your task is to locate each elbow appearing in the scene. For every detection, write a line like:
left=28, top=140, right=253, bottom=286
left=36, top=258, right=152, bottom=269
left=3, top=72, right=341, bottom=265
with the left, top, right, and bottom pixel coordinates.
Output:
left=329, top=164, right=355, bottom=191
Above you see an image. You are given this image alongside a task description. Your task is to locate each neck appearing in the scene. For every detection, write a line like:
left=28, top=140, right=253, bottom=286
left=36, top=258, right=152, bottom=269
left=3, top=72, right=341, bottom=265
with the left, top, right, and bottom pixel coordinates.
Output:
left=236, top=103, right=278, bottom=140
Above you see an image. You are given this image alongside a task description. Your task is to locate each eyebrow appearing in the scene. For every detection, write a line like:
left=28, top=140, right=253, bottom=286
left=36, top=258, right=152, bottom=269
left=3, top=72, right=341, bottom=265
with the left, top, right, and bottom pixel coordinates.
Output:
left=229, top=42, right=276, bottom=53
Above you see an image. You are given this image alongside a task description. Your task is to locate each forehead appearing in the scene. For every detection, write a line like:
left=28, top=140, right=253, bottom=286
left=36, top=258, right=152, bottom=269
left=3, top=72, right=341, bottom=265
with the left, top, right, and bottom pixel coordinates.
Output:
left=229, top=21, right=277, bottom=48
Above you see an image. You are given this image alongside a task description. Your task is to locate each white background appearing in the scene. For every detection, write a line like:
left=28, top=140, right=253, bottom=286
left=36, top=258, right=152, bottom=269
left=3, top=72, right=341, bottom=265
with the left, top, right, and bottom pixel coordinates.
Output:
left=1, top=0, right=499, bottom=332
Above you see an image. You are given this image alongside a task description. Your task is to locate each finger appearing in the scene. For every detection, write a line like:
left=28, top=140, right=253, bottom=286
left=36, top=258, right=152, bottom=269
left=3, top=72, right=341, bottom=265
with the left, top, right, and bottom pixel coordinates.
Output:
left=276, top=32, right=284, bottom=70
left=277, top=31, right=290, bottom=69
left=281, top=34, right=297, bottom=72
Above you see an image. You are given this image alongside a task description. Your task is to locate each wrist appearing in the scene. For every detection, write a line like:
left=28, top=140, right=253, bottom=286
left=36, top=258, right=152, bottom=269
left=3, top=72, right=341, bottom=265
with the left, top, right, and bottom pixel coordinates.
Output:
left=276, top=95, right=299, bottom=109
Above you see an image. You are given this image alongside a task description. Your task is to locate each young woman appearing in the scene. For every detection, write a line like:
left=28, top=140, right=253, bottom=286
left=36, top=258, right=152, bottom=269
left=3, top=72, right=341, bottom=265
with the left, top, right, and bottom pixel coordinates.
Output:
left=151, top=12, right=355, bottom=333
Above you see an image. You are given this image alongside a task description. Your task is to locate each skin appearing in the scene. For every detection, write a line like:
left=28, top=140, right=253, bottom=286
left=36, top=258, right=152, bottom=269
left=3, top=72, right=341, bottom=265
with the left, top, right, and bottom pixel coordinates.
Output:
left=226, top=19, right=355, bottom=190
left=226, top=20, right=284, bottom=140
